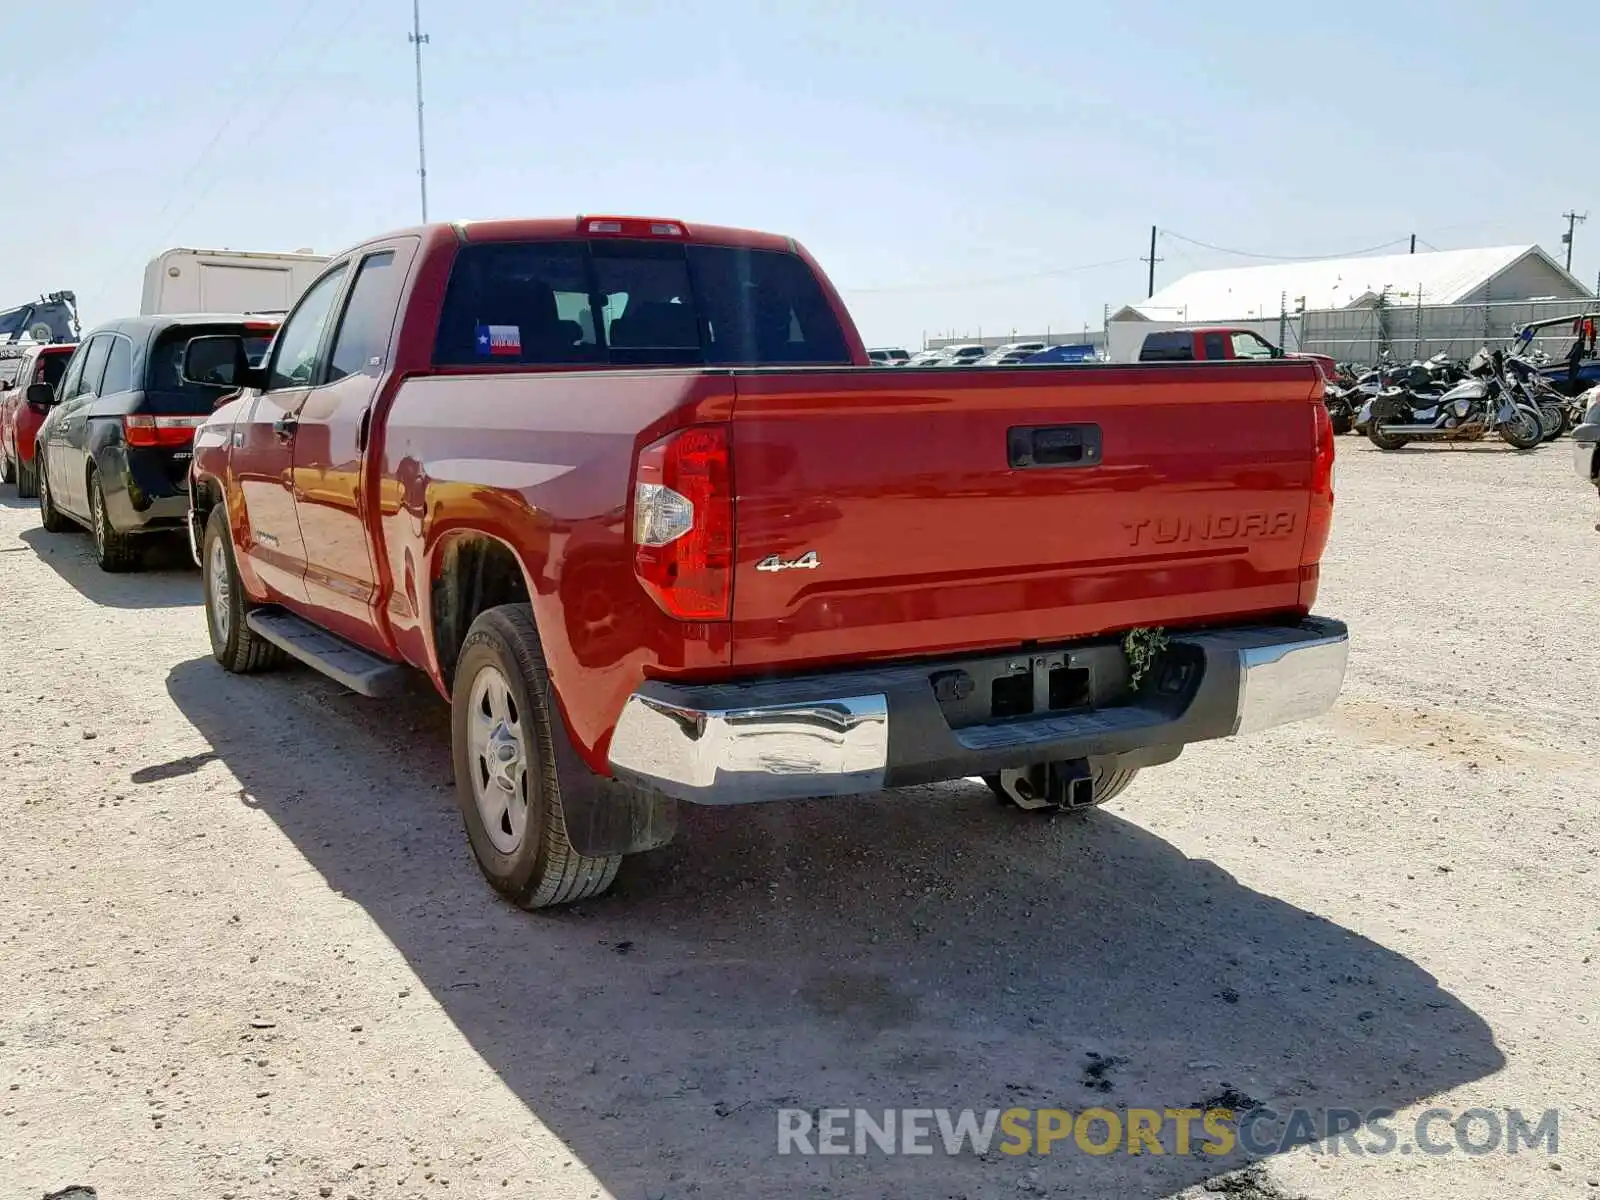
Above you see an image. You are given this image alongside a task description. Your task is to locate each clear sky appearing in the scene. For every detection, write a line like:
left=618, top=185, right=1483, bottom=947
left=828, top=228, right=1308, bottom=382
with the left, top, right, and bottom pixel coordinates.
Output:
left=4, top=0, right=1595, bottom=349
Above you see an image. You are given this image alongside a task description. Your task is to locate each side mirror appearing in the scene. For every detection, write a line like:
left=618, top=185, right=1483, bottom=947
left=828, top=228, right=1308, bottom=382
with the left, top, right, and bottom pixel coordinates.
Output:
left=0, top=379, right=11, bottom=392
left=183, top=334, right=265, bottom=391
left=25, top=381, right=55, bottom=413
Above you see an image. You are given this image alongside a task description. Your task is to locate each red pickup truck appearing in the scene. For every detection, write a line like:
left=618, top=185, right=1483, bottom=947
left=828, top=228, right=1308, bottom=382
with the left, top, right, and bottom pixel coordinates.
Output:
left=1138, top=327, right=1339, bottom=381
left=186, top=216, right=1347, bottom=909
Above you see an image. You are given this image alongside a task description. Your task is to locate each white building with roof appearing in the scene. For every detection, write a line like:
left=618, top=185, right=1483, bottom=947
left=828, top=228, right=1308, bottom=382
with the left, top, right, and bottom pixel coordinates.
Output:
left=1105, top=245, right=1592, bottom=362
left=1115, top=245, right=1589, bottom=323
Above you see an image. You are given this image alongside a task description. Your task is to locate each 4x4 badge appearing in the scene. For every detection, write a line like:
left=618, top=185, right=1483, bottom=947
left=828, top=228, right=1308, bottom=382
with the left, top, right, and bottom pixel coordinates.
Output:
left=756, top=551, right=820, bottom=573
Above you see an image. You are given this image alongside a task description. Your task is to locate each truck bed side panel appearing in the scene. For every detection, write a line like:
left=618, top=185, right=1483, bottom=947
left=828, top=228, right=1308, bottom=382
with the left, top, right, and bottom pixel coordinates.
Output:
left=374, top=369, right=735, bottom=770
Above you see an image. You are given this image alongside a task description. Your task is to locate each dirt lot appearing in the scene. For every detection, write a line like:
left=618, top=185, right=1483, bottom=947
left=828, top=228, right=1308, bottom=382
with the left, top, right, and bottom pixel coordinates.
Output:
left=2, top=438, right=1597, bottom=1200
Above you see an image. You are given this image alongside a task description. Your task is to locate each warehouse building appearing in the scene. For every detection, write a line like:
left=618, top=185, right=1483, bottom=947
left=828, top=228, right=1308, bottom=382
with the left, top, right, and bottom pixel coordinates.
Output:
left=1109, top=245, right=1594, bottom=363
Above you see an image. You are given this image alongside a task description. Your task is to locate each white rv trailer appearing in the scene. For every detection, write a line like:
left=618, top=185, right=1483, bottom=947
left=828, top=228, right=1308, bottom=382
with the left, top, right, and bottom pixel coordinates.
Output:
left=140, top=247, right=330, bottom=316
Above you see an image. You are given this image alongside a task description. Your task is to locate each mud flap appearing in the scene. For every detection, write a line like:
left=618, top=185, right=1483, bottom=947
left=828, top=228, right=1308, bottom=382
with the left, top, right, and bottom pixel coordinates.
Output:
left=547, top=698, right=679, bottom=857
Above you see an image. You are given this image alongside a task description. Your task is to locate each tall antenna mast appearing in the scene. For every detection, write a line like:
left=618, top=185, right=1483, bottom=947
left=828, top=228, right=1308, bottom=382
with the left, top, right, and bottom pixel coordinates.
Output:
left=408, top=0, right=430, bottom=222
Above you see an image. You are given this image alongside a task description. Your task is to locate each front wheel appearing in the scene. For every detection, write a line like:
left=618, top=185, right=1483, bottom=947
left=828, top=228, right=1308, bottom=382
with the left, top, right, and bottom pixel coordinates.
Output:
left=1538, top=403, right=1563, bottom=441
left=1498, top=409, right=1543, bottom=450
left=1367, top=424, right=1410, bottom=450
left=451, top=604, right=621, bottom=909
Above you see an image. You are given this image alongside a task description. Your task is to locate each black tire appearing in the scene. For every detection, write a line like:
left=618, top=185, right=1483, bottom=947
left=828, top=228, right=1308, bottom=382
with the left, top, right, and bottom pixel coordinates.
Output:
left=1538, top=404, right=1562, bottom=441
left=451, top=604, right=621, bottom=909
left=982, top=761, right=1140, bottom=812
left=1498, top=409, right=1543, bottom=450
left=37, top=457, right=74, bottom=533
left=1, top=449, right=13, bottom=485
left=202, top=505, right=287, bottom=673
left=1366, top=424, right=1410, bottom=451
left=16, top=454, right=37, bottom=499
left=89, top=471, right=141, bottom=573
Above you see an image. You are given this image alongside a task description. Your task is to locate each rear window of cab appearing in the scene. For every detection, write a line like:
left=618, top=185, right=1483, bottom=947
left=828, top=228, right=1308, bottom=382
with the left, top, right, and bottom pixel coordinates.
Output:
left=433, top=239, right=850, bottom=368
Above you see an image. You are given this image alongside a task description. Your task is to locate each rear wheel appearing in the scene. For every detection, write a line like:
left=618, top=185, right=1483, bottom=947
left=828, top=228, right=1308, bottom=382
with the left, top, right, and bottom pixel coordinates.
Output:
left=203, top=505, right=286, bottom=673
left=37, top=458, right=73, bottom=533
left=89, top=471, right=140, bottom=572
left=16, top=454, right=37, bottom=499
left=1367, top=424, right=1410, bottom=450
left=983, top=760, right=1140, bottom=813
left=452, top=604, right=621, bottom=909
left=1538, top=403, right=1563, bottom=441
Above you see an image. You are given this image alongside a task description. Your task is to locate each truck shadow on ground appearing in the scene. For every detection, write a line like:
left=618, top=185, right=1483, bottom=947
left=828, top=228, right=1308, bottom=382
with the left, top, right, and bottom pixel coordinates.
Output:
left=19, top=527, right=198, bottom=609
left=164, top=658, right=1503, bottom=1200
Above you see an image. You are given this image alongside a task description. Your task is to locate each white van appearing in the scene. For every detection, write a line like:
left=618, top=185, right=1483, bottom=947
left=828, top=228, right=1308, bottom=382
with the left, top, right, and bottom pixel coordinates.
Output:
left=140, top=247, right=331, bottom=316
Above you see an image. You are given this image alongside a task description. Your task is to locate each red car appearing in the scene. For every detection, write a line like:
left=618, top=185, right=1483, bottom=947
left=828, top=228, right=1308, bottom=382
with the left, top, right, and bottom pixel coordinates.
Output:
left=186, top=215, right=1346, bottom=908
left=0, top=342, right=75, bottom=497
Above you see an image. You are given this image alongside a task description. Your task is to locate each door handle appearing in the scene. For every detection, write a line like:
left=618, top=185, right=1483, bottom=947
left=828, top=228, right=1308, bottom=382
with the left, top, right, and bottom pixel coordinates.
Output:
left=274, top=412, right=299, bottom=441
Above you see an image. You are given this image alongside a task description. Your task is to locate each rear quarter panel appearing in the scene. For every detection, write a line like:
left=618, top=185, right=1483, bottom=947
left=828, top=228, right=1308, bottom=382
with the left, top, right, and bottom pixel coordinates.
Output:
left=375, top=369, right=736, bottom=771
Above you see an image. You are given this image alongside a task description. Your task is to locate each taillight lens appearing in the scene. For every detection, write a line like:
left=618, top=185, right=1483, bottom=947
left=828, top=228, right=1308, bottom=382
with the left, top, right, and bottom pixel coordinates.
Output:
left=1300, top=401, right=1335, bottom=609
left=633, top=424, right=733, bottom=620
left=124, top=414, right=204, bottom=448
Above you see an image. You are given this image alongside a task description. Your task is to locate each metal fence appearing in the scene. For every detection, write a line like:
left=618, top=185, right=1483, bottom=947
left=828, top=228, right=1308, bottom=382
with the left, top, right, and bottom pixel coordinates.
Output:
left=925, top=331, right=1107, bottom=352
left=1299, top=298, right=1596, bottom=366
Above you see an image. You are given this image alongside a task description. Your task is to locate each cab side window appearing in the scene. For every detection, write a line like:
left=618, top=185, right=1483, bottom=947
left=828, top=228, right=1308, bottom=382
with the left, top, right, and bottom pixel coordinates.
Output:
left=266, top=265, right=350, bottom=390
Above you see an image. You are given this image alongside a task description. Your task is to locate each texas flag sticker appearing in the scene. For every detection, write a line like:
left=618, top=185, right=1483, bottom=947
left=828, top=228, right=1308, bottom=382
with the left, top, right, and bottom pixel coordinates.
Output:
left=475, top=323, right=521, bottom=357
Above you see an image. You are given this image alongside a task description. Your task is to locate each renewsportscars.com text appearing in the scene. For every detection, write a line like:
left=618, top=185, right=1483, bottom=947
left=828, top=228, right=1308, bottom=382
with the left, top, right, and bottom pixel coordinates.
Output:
left=777, top=1106, right=1559, bottom=1158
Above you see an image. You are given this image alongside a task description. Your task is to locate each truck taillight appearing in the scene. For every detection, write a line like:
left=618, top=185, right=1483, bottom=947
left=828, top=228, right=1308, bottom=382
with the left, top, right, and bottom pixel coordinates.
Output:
left=633, top=424, right=733, bottom=621
left=124, top=414, right=204, bottom=448
left=582, top=215, right=688, bottom=238
left=1300, top=400, right=1335, bottom=609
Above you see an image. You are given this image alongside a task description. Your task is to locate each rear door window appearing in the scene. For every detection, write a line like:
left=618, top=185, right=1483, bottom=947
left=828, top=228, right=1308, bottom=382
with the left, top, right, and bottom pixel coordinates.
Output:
left=147, top=326, right=277, bottom=413
left=101, top=335, right=135, bottom=395
left=432, top=239, right=851, bottom=367
left=327, top=251, right=404, bottom=382
left=1201, top=333, right=1227, bottom=359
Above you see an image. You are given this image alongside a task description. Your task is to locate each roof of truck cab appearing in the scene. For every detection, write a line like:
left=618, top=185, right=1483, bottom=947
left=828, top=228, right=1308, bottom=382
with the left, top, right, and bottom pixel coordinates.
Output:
left=446, top=217, right=795, bottom=251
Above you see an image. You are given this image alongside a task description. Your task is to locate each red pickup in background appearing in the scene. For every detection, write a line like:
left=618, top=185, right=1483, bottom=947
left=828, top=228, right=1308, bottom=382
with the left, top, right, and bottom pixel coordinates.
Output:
left=1138, top=326, right=1340, bottom=381
left=185, top=215, right=1347, bottom=909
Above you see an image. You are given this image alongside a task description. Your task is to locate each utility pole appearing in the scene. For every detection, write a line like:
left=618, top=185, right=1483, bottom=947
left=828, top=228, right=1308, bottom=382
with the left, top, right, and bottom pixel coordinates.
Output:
left=1142, top=225, right=1161, bottom=298
left=1561, top=210, right=1587, bottom=273
left=1409, top=233, right=1416, bottom=255
left=409, top=0, right=431, bottom=223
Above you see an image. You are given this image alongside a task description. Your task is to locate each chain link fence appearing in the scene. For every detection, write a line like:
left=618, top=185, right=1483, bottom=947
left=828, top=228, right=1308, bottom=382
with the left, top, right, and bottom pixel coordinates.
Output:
left=1300, top=298, right=1595, bottom=366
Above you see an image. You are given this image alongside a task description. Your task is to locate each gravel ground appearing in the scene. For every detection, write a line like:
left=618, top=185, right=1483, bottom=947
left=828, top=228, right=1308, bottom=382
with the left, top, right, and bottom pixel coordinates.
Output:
left=1, top=437, right=1597, bottom=1200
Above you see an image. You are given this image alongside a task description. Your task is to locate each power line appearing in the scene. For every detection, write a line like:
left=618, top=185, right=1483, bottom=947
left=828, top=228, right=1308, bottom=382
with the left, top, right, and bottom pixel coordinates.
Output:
left=1159, top=229, right=1415, bottom=261
left=83, top=0, right=373, bottom=312
left=840, top=255, right=1143, bottom=295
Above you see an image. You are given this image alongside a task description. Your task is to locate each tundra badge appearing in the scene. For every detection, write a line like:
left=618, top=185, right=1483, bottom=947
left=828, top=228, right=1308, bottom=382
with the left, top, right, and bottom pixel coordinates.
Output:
left=756, top=551, right=821, bottom=573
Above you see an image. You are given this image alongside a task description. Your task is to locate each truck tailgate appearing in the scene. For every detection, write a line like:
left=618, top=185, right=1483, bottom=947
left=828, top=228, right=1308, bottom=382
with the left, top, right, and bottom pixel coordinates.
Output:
left=728, top=362, right=1325, bottom=671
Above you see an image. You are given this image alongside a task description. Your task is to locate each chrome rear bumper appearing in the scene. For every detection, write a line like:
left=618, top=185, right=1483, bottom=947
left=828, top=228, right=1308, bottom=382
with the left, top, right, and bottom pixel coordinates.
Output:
left=608, top=617, right=1349, bottom=805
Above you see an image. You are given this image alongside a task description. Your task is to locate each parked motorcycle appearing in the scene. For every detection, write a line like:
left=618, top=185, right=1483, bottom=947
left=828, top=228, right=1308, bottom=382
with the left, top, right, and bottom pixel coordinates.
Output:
left=1506, top=356, right=1573, bottom=439
left=1360, top=349, right=1543, bottom=450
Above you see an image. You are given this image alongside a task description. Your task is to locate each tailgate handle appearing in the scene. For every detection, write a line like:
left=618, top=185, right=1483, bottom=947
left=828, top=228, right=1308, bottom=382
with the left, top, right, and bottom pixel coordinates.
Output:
left=1008, top=424, right=1102, bottom=469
